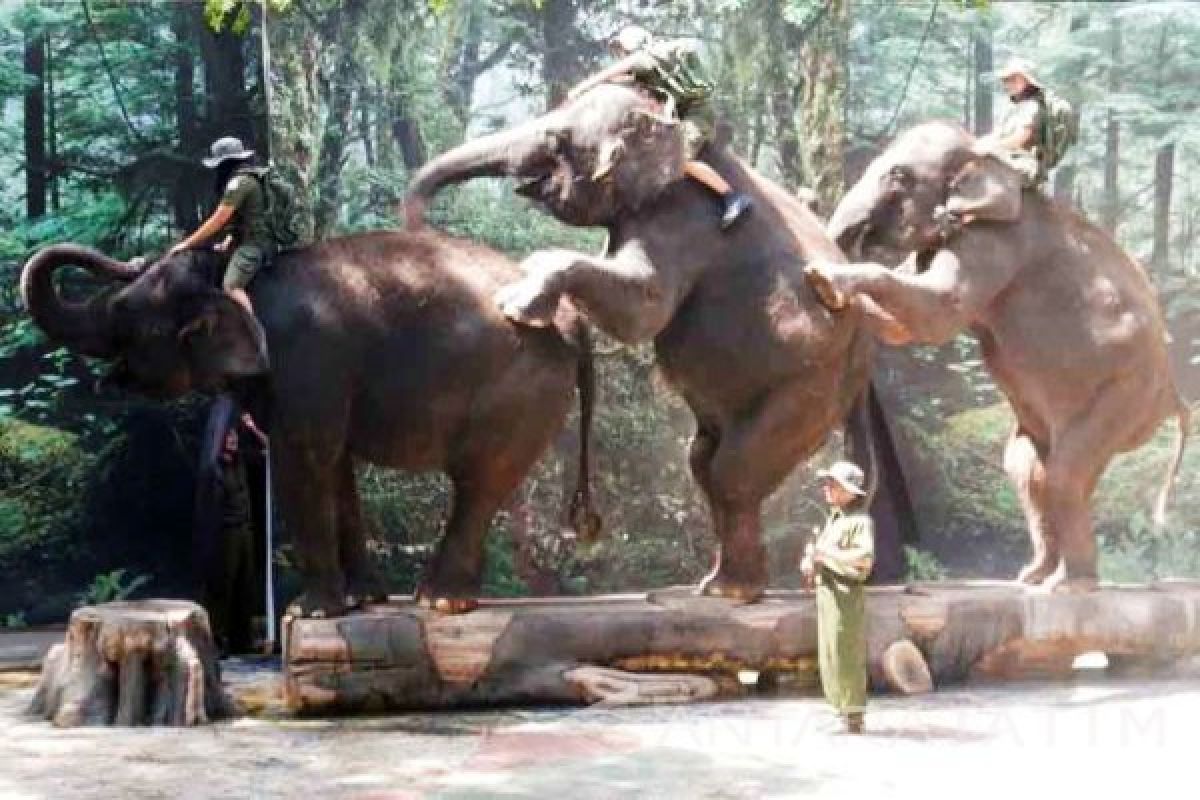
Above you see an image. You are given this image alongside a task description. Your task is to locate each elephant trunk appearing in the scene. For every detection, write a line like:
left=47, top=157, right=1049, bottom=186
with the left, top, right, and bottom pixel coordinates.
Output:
left=19, top=244, right=139, bottom=358
left=407, top=117, right=553, bottom=204
left=827, top=182, right=877, bottom=259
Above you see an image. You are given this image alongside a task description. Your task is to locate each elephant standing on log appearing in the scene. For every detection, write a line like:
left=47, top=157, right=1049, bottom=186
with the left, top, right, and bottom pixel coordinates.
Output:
left=806, top=121, right=1189, bottom=592
left=406, top=83, right=913, bottom=599
left=20, top=232, right=599, bottom=616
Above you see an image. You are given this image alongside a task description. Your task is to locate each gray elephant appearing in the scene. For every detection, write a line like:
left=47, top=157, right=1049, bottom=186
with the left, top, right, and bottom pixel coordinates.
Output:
left=406, top=83, right=915, bottom=598
left=20, top=232, right=598, bottom=616
left=806, top=120, right=1189, bottom=592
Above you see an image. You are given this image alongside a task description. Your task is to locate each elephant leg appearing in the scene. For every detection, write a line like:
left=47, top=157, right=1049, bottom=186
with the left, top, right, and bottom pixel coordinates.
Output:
left=1003, top=427, right=1058, bottom=585
left=699, top=383, right=831, bottom=601
left=272, top=441, right=346, bottom=618
left=1039, top=381, right=1146, bottom=593
left=688, top=423, right=723, bottom=530
left=498, top=248, right=675, bottom=344
left=335, top=454, right=389, bottom=609
left=806, top=247, right=1008, bottom=347
left=417, top=469, right=521, bottom=615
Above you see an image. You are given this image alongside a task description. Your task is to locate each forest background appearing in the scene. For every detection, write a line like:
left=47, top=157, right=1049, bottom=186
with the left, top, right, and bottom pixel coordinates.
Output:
left=1, top=0, right=1198, bottom=624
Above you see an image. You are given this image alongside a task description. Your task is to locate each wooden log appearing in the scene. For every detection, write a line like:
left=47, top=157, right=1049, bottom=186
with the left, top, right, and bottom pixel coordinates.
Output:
left=881, top=639, right=933, bottom=695
left=283, top=582, right=1200, bottom=715
left=31, top=600, right=230, bottom=727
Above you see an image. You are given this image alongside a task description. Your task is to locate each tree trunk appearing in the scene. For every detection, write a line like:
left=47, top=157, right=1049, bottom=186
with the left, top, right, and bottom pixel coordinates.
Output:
left=31, top=600, right=229, bottom=727
left=539, top=0, right=582, bottom=109
left=1151, top=142, right=1175, bottom=269
left=23, top=24, right=46, bottom=220
left=1101, top=20, right=1121, bottom=233
left=764, top=0, right=804, bottom=188
left=45, top=29, right=59, bottom=213
left=971, top=23, right=993, bottom=135
left=283, top=583, right=1200, bottom=713
left=798, top=0, right=848, bottom=213
left=172, top=4, right=201, bottom=232
left=198, top=13, right=253, bottom=146
left=1052, top=10, right=1087, bottom=203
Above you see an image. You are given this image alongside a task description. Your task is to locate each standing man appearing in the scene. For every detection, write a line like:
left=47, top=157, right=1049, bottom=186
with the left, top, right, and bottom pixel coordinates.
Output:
left=168, top=136, right=275, bottom=320
left=801, top=461, right=875, bottom=734
left=975, top=58, right=1050, bottom=189
left=566, top=25, right=753, bottom=230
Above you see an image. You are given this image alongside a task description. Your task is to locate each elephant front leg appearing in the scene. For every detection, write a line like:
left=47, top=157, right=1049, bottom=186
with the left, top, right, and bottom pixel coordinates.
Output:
left=272, top=443, right=346, bottom=618
left=335, top=454, right=389, bottom=610
left=498, top=248, right=674, bottom=344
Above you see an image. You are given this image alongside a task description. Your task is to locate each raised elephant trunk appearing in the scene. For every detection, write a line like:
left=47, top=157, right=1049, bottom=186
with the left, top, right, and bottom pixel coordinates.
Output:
left=19, top=244, right=139, bottom=358
left=407, top=117, right=552, bottom=203
left=827, top=183, right=876, bottom=259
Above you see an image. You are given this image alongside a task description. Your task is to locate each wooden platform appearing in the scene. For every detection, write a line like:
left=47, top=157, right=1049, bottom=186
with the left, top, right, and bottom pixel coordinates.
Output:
left=282, top=581, right=1200, bottom=715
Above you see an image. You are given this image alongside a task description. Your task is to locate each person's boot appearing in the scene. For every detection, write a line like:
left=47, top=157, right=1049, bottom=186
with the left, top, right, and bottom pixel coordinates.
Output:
left=721, top=193, right=753, bottom=230
left=843, top=712, right=865, bottom=734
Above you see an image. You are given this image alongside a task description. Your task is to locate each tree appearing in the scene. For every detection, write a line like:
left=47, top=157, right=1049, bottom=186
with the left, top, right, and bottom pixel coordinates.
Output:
left=23, top=17, right=45, bottom=220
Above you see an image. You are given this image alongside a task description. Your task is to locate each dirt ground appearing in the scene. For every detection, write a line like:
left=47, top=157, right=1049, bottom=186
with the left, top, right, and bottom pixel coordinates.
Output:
left=2, top=664, right=1198, bottom=800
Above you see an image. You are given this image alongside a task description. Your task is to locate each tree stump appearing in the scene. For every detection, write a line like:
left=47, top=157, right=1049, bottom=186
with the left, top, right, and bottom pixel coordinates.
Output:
left=881, top=638, right=933, bottom=695
left=31, top=600, right=230, bottom=727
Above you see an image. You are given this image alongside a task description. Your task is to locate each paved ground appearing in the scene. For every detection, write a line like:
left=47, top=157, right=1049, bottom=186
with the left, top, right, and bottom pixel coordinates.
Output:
left=2, top=669, right=1197, bottom=800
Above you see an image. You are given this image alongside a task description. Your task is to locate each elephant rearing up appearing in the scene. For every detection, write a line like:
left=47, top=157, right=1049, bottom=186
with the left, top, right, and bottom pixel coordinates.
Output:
left=406, top=83, right=901, bottom=600
left=806, top=121, right=1189, bottom=592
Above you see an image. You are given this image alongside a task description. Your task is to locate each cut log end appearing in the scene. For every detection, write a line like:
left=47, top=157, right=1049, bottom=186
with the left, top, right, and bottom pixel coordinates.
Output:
left=31, top=600, right=229, bottom=727
left=881, top=638, right=934, bottom=695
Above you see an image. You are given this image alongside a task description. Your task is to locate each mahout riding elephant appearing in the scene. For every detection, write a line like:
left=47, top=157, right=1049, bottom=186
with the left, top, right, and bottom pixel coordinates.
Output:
left=20, top=231, right=599, bottom=616
left=805, top=120, right=1189, bottom=592
left=406, top=83, right=912, bottom=599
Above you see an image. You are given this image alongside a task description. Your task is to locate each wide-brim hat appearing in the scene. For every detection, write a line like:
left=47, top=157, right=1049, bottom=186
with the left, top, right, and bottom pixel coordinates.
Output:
left=202, top=136, right=255, bottom=168
left=817, top=461, right=868, bottom=497
left=610, top=25, right=653, bottom=54
left=997, top=57, right=1042, bottom=89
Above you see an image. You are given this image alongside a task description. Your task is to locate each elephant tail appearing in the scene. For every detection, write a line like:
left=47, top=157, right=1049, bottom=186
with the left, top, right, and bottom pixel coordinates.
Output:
left=567, top=325, right=603, bottom=543
left=1153, top=398, right=1191, bottom=528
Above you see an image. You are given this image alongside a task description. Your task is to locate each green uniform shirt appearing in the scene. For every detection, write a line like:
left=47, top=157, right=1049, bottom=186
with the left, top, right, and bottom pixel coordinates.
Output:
left=630, top=39, right=714, bottom=114
left=997, top=95, right=1048, bottom=187
left=814, top=507, right=875, bottom=714
left=220, top=170, right=273, bottom=250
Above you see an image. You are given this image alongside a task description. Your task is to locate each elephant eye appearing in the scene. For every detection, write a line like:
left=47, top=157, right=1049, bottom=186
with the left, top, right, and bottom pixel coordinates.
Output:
left=886, top=165, right=915, bottom=191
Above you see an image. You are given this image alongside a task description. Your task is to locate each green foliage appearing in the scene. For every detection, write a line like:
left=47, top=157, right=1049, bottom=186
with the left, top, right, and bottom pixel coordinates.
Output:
left=1, top=611, right=27, bottom=629
left=903, top=546, right=948, bottom=582
left=75, top=568, right=152, bottom=607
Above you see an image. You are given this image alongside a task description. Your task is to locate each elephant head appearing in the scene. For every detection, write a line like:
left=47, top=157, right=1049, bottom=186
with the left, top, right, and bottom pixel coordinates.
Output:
left=20, top=244, right=267, bottom=399
left=408, top=84, right=686, bottom=227
left=828, top=121, right=1021, bottom=262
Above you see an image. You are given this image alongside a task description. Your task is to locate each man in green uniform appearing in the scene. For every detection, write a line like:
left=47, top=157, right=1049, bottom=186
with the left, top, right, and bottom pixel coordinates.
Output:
left=975, top=58, right=1050, bottom=189
left=566, top=25, right=753, bottom=230
left=801, top=460, right=875, bottom=734
left=168, top=136, right=275, bottom=319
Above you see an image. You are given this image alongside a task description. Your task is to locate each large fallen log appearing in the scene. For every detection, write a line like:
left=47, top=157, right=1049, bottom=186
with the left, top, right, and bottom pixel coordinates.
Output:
left=283, top=581, right=1200, bottom=715
left=31, top=600, right=230, bottom=726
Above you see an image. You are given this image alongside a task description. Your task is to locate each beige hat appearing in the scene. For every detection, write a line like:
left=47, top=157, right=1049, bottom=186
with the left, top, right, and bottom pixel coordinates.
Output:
left=997, top=57, right=1042, bottom=89
left=610, top=25, right=654, bottom=54
left=817, top=461, right=867, bottom=497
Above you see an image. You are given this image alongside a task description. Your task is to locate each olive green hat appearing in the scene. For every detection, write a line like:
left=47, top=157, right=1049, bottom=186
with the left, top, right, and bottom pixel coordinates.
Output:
left=202, top=136, right=255, bottom=169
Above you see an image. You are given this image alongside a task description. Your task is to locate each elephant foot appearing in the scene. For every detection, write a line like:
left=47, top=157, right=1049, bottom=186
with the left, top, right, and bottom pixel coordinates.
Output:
left=495, top=280, right=558, bottom=328
left=344, top=572, right=391, bottom=610
left=804, top=263, right=848, bottom=311
left=415, top=587, right=480, bottom=615
left=1044, top=574, right=1099, bottom=595
left=286, top=589, right=347, bottom=619
left=1016, top=559, right=1058, bottom=586
left=698, top=573, right=765, bottom=604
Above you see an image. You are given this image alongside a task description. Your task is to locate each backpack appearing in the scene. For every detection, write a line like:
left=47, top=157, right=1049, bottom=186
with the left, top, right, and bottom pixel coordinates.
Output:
left=1038, top=90, right=1079, bottom=170
left=235, top=166, right=303, bottom=250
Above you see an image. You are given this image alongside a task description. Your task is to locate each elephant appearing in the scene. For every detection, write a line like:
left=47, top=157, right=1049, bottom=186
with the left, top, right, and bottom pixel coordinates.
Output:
left=805, top=120, right=1189, bottom=592
left=20, top=232, right=599, bottom=616
left=405, top=82, right=910, bottom=599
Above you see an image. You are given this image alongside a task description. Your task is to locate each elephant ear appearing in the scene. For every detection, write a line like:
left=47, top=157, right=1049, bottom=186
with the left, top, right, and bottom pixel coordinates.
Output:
left=178, top=291, right=268, bottom=384
left=945, top=153, right=1023, bottom=222
left=603, top=109, right=686, bottom=210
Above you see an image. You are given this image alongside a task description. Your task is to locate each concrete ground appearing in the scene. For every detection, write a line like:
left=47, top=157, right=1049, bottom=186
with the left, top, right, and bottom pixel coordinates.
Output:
left=2, top=664, right=1197, bottom=800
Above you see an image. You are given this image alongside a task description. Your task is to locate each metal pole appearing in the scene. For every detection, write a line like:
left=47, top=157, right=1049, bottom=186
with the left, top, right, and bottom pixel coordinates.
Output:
left=263, top=446, right=276, bottom=653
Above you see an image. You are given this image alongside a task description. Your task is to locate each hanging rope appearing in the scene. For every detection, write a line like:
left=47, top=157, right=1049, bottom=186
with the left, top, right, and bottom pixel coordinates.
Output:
left=877, top=0, right=939, bottom=138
